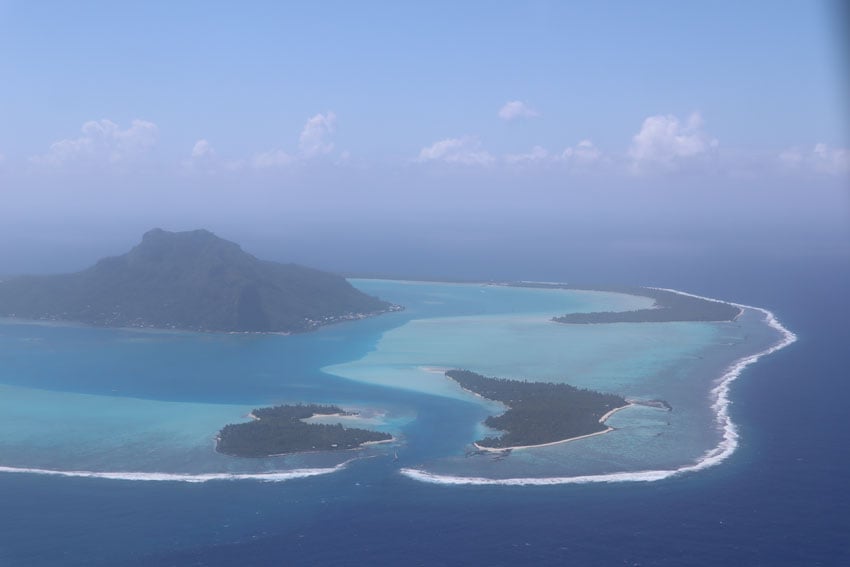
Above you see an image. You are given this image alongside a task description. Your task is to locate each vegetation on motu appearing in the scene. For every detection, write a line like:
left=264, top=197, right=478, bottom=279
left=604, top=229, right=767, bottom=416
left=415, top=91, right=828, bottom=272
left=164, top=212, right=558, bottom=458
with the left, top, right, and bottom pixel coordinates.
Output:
left=216, top=404, right=392, bottom=457
left=512, top=283, right=741, bottom=323
left=0, top=228, right=399, bottom=332
left=446, top=370, right=627, bottom=449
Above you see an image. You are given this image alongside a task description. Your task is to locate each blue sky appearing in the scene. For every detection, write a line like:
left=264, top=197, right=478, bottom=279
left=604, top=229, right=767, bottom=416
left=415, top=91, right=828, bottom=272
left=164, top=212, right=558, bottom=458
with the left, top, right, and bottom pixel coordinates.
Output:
left=0, top=1, right=847, bottom=273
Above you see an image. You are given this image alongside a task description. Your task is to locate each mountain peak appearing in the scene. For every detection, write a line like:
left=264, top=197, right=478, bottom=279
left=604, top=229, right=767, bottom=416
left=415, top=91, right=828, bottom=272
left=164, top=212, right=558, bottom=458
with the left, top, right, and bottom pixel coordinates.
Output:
left=131, top=229, right=244, bottom=263
left=0, top=229, right=397, bottom=332
left=143, top=227, right=215, bottom=238
left=141, top=228, right=226, bottom=245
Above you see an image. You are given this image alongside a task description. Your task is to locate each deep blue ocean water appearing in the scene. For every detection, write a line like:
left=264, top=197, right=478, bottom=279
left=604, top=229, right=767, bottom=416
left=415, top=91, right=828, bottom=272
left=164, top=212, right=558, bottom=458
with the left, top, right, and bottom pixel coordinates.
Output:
left=0, top=250, right=847, bottom=566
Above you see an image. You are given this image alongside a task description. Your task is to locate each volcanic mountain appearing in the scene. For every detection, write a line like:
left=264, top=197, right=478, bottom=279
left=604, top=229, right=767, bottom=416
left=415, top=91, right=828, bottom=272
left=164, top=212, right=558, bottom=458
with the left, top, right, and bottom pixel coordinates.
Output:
left=0, top=228, right=397, bottom=332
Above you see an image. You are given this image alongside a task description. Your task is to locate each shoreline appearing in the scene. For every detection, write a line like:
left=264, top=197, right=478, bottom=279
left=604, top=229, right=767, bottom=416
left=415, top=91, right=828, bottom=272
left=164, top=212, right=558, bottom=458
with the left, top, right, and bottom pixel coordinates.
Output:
left=0, top=305, right=402, bottom=336
left=401, top=291, right=797, bottom=486
left=350, top=277, right=649, bottom=304
left=263, top=435, right=395, bottom=457
left=0, top=278, right=730, bottom=336
left=220, top=405, right=394, bottom=458
left=360, top=436, right=395, bottom=447
left=0, top=283, right=796, bottom=485
left=0, top=460, right=354, bottom=483
left=441, top=373, right=509, bottom=410
left=471, top=403, right=634, bottom=452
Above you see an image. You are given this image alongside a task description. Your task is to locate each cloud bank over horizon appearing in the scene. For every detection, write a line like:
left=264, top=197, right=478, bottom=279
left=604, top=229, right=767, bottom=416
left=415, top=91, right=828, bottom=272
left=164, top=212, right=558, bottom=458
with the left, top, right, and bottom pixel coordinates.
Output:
left=31, top=120, right=158, bottom=166
left=627, top=113, right=719, bottom=173
left=6, top=110, right=846, bottom=183
left=0, top=1, right=846, bottom=265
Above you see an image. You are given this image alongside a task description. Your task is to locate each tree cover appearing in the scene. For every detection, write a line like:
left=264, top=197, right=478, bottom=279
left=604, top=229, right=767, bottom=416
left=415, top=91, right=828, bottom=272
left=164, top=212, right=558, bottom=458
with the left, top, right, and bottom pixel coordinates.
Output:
left=216, top=404, right=392, bottom=457
left=446, top=370, right=627, bottom=449
left=513, top=283, right=741, bottom=323
left=0, top=228, right=399, bottom=332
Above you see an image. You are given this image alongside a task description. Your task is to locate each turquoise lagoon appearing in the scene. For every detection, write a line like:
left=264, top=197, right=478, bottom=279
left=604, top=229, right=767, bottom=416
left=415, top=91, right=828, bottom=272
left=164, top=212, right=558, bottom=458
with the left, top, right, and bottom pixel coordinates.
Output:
left=0, top=280, right=785, bottom=482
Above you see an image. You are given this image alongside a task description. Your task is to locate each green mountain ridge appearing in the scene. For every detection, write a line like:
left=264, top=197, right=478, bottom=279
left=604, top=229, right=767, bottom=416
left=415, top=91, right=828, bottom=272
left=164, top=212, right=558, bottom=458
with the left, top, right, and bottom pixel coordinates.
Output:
left=0, top=228, right=397, bottom=332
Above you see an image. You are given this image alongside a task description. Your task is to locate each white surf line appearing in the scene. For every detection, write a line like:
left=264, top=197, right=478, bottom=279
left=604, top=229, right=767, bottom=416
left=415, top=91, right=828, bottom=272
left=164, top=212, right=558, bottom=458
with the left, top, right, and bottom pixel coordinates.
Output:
left=401, top=288, right=797, bottom=486
left=0, top=460, right=352, bottom=483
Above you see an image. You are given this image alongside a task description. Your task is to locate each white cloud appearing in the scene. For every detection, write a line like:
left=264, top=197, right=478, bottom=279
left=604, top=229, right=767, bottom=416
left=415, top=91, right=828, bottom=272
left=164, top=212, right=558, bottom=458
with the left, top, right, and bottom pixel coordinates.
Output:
left=504, top=145, right=549, bottom=164
left=298, top=112, right=336, bottom=158
left=780, top=143, right=850, bottom=175
left=33, top=119, right=158, bottom=165
left=811, top=143, right=849, bottom=174
left=419, top=138, right=605, bottom=169
left=498, top=100, right=539, bottom=121
left=335, top=149, right=353, bottom=166
left=778, top=149, right=802, bottom=168
left=245, top=112, right=336, bottom=168
left=417, top=137, right=495, bottom=166
left=559, top=140, right=602, bottom=164
left=251, top=149, right=294, bottom=168
left=628, top=113, right=717, bottom=172
left=180, top=139, right=220, bottom=173
left=191, top=139, right=215, bottom=159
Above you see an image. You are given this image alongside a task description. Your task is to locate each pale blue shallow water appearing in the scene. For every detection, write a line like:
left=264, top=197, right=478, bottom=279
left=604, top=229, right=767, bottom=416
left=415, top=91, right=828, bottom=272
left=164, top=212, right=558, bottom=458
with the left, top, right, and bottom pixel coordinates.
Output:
left=0, top=280, right=779, bottom=481
left=0, top=258, right=844, bottom=567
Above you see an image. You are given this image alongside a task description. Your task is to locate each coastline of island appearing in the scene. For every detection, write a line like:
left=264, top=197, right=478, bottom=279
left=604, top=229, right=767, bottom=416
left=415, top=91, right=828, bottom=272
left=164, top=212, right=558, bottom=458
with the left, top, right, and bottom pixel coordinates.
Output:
left=2, top=269, right=735, bottom=335
left=0, top=275, right=799, bottom=487
left=346, top=276, right=742, bottom=323
left=0, top=229, right=405, bottom=334
left=471, top=402, right=635, bottom=452
left=445, top=370, right=632, bottom=450
left=514, top=283, right=743, bottom=324
left=216, top=404, right=393, bottom=458
left=402, top=298, right=797, bottom=486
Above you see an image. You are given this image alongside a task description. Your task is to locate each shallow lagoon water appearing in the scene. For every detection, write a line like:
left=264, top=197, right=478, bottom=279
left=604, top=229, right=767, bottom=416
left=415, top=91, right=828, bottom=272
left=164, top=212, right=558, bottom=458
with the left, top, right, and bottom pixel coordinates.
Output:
left=336, top=282, right=786, bottom=480
left=0, top=280, right=783, bottom=481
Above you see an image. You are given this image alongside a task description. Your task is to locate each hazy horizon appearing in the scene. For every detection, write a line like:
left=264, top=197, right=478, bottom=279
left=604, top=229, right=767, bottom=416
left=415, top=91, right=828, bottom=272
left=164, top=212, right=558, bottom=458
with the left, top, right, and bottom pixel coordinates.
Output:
left=1, top=1, right=848, bottom=280
left=1, top=3, right=849, bottom=565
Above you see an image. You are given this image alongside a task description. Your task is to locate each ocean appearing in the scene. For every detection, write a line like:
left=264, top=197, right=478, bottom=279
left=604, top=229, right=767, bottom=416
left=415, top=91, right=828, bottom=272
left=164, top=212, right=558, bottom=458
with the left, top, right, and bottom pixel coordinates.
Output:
left=0, top=248, right=847, bottom=566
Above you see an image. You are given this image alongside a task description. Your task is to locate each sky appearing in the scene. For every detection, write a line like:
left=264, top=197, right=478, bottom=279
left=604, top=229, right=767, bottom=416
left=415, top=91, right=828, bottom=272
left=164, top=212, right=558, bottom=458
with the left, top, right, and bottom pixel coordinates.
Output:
left=0, top=1, right=848, bottom=276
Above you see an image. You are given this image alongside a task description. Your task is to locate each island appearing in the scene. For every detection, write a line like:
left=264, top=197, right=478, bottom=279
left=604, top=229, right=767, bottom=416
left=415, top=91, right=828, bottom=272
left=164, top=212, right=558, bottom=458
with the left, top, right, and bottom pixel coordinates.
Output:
left=0, top=228, right=402, bottom=332
left=341, top=277, right=740, bottom=323
left=446, top=370, right=629, bottom=450
left=216, top=404, right=393, bottom=457
left=512, top=283, right=741, bottom=323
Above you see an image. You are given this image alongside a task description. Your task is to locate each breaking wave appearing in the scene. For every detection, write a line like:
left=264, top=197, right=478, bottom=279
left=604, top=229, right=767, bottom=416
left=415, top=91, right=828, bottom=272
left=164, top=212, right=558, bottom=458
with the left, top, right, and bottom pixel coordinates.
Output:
left=0, top=460, right=351, bottom=483
left=401, top=290, right=797, bottom=486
